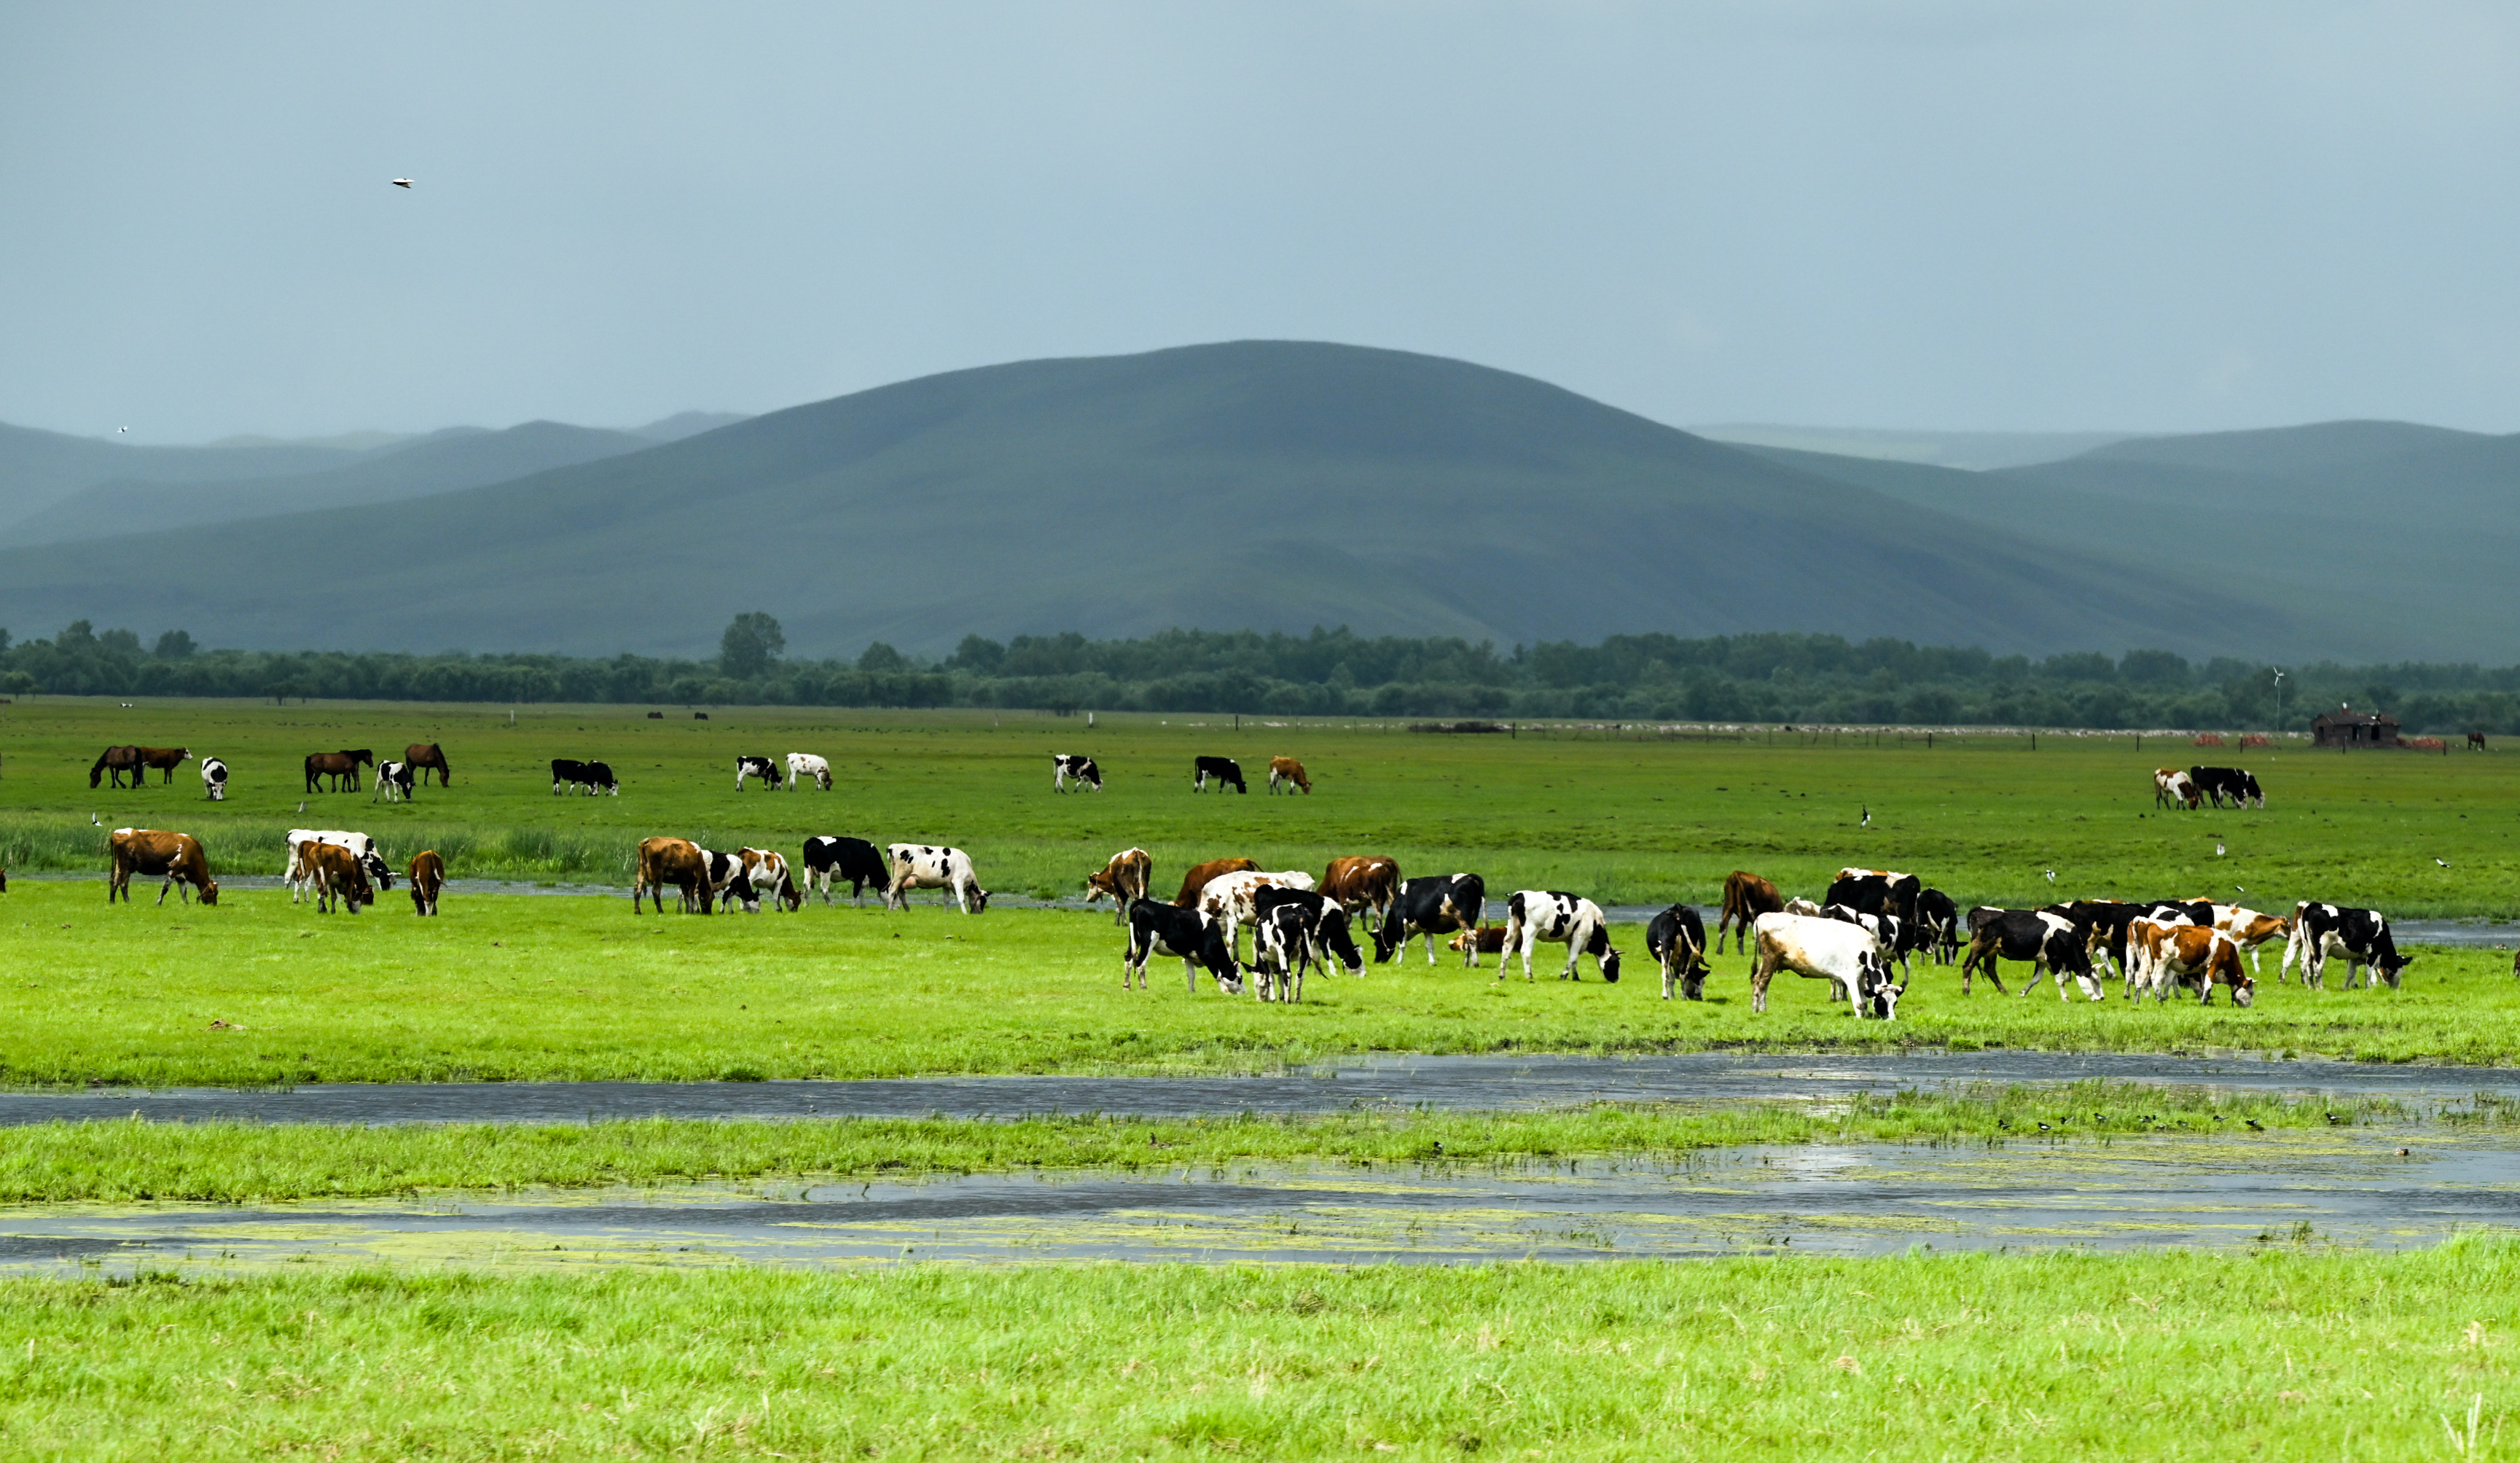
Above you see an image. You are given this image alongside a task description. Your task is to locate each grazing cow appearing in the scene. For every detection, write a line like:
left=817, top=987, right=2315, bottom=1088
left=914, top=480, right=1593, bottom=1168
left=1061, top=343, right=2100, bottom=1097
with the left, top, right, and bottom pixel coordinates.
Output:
left=1372, top=873, right=1488, bottom=966
left=1251, top=886, right=1364, bottom=1002
left=1192, top=756, right=1247, bottom=794
left=136, top=746, right=192, bottom=784
left=2190, top=765, right=2264, bottom=809
left=304, top=841, right=372, bottom=913
left=90, top=745, right=141, bottom=789
left=403, top=744, right=451, bottom=788
left=579, top=761, right=619, bottom=795
left=1173, top=857, right=1260, bottom=906
left=1318, top=855, right=1401, bottom=932
left=199, top=756, right=227, bottom=802
left=735, top=755, right=783, bottom=790
left=885, top=844, right=989, bottom=913
left=1084, top=847, right=1153, bottom=924
left=1499, top=892, right=1621, bottom=983
left=408, top=849, right=445, bottom=915
left=1124, top=898, right=1243, bottom=994
left=2285, top=902, right=2413, bottom=990
left=551, top=758, right=589, bottom=793
left=1748, top=913, right=1888, bottom=1015
left=1960, top=908, right=2100, bottom=1000
left=786, top=753, right=834, bottom=791
left=304, top=749, right=372, bottom=793
left=2127, top=918, right=2253, bottom=1005
left=2063, top=900, right=2185, bottom=987
left=1826, top=869, right=1926, bottom=966
left=1914, top=887, right=1961, bottom=965
left=633, top=836, right=722, bottom=913
left=107, top=828, right=218, bottom=906
left=1051, top=754, right=1102, bottom=792
left=1267, top=757, right=1311, bottom=795
left=737, top=848, right=802, bottom=910
left=648, top=711, right=665, bottom=719
left=2153, top=768, right=2201, bottom=810
left=1854, top=961, right=1907, bottom=1021
left=1646, top=904, right=1712, bottom=1000
left=1717, top=870, right=1783, bottom=955
left=372, top=760, right=415, bottom=803
left=283, top=830, right=393, bottom=901
left=1197, top=870, right=1320, bottom=959
left=801, top=835, right=889, bottom=904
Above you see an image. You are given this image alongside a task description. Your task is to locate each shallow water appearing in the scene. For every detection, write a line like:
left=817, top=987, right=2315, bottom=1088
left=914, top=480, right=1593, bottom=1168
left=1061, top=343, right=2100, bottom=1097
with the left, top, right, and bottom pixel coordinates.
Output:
left=10, top=1127, right=2515, bottom=1273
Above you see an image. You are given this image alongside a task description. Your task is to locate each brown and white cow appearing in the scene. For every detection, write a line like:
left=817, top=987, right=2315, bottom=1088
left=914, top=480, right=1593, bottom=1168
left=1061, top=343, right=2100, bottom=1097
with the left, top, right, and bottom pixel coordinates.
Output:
left=2153, top=768, right=2201, bottom=810
left=633, top=836, right=719, bottom=913
left=1749, top=912, right=1890, bottom=1015
left=108, top=828, right=219, bottom=906
left=304, top=840, right=372, bottom=913
left=1084, top=848, right=1153, bottom=924
left=1717, top=870, right=1783, bottom=954
left=1447, top=926, right=1512, bottom=956
left=1318, top=855, right=1400, bottom=931
left=738, top=848, right=803, bottom=910
left=408, top=850, right=445, bottom=915
left=2183, top=900, right=2291, bottom=972
left=2128, top=917, right=2253, bottom=1005
left=1173, top=857, right=1259, bottom=907
left=1267, top=757, right=1312, bottom=795
left=1197, top=869, right=1319, bottom=959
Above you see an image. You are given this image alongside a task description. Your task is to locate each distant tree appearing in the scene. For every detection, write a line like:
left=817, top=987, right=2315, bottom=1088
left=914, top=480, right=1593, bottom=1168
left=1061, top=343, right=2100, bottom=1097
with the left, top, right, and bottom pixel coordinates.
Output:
left=0, top=628, right=11, bottom=653
left=153, top=629, right=197, bottom=660
left=0, top=671, right=33, bottom=696
left=98, top=628, right=142, bottom=655
left=858, top=641, right=909, bottom=673
left=718, top=612, right=786, bottom=679
left=947, top=634, right=1006, bottom=674
left=2117, top=648, right=2191, bottom=686
left=58, top=620, right=95, bottom=647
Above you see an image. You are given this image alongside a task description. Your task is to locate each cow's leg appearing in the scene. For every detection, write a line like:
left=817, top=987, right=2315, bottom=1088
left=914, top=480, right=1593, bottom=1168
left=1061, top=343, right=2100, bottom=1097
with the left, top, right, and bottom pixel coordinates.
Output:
left=1183, top=956, right=1200, bottom=996
left=1750, top=953, right=1772, bottom=1014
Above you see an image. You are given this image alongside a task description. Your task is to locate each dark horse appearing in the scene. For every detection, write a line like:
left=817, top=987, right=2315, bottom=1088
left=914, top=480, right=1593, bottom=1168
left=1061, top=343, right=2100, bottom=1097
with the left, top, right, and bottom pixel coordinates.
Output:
left=2470, top=732, right=2490, bottom=752
left=404, top=742, right=452, bottom=787
left=304, top=748, right=375, bottom=793
left=89, top=745, right=141, bottom=789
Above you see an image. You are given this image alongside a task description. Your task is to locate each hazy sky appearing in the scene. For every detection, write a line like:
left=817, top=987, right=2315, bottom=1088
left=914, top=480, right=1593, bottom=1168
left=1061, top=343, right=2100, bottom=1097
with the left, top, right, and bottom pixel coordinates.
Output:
left=6, top=3, right=2514, bottom=442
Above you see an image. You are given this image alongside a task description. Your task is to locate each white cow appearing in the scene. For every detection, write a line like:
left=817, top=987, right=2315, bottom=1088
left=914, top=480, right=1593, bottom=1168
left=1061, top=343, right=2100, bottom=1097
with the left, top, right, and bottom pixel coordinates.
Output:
left=785, top=753, right=832, bottom=791
left=200, top=756, right=227, bottom=801
left=1748, top=912, right=1890, bottom=1015
left=1498, top=891, right=1622, bottom=983
left=284, top=830, right=392, bottom=902
left=1197, top=870, right=1319, bottom=960
left=884, top=844, right=990, bottom=913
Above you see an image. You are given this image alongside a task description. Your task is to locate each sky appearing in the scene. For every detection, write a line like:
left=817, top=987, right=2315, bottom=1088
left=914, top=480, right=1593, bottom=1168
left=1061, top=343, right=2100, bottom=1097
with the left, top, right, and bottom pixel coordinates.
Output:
left=4, top=2, right=2516, bottom=444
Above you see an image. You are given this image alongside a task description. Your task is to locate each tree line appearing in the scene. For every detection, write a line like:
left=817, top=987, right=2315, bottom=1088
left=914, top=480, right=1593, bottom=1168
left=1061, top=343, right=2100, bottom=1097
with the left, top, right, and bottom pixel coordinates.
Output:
left=3, top=617, right=2516, bottom=733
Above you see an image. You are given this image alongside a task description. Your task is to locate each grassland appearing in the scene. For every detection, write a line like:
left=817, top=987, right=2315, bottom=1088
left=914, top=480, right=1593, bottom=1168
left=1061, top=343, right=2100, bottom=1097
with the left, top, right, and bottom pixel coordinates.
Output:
left=4, top=1244, right=2517, bottom=1458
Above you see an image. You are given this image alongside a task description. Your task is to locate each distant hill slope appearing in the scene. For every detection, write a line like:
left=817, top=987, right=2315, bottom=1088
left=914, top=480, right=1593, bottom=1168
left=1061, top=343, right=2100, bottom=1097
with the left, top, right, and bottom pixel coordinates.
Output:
left=1694, top=424, right=2132, bottom=471
left=0, top=421, right=655, bottom=547
left=0, top=342, right=2301, bottom=660
left=0, top=423, right=375, bottom=534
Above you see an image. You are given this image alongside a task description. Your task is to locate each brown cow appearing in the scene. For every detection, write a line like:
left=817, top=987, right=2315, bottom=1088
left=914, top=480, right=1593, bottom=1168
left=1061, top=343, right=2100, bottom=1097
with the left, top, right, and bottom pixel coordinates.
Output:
left=1085, top=847, right=1153, bottom=924
left=1173, top=857, right=1259, bottom=906
left=408, top=849, right=445, bottom=916
left=2129, top=918, right=2253, bottom=1006
left=304, top=841, right=372, bottom=913
left=1267, top=757, right=1312, bottom=795
left=135, top=746, right=192, bottom=784
left=1717, top=870, right=1783, bottom=954
left=1447, top=927, right=1511, bottom=955
left=404, top=743, right=452, bottom=787
left=107, top=828, right=219, bottom=906
left=90, top=745, right=141, bottom=789
left=633, top=836, right=717, bottom=913
left=1319, top=855, right=1401, bottom=931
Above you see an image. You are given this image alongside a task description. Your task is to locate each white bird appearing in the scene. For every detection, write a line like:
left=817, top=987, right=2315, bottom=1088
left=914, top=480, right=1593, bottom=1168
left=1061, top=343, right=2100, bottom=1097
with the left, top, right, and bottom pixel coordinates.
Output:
left=2043, top=869, right=2057, bottom=883
left=297, top=801, right=307, bottom=814
left=90, top=813, right=101, bottom=826
left=2216, top=841, right=2226, bottom=857
left=1860, top=805, right=1871, bottom=827
left=2234, top=886, right=2246, bottom=894
left=391, top=178, right=413, bottom=189
left=2437, top=858, right=2450, bottom=868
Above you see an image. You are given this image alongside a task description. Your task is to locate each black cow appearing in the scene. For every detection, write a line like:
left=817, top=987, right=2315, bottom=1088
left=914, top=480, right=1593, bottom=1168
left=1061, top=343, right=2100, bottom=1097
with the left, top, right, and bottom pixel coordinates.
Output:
left=1251, top=886, right=1364, bottom=1002
left=579, top=760, right=619, bottom=795
left=1371, top=873, right=1487, bottom=966
left=1914, top=888, right=1960, bottom=966
left=1961, top=908, right=2100, bottom=999
left=2291, top=903, right=2412, bottom=990
left=1192, top=756, right=1247, bottom=794
left=1646, top=904, right=1712, bottom=1000
left=735, top=755, right=783, bottom=790
left=551, top=758, right=587, bottom=793
left=1052, top=754, right=1103, bottom=792
left=800, top=835, right=888, bottom=904
left=1125, top=897, right=1243, bottom=994
left=2191, top=766, right=2265, bottom=809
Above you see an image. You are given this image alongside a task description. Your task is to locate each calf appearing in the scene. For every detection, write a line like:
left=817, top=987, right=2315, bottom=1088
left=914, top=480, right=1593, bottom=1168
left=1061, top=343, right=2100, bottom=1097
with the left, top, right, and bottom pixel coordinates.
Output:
left=1052, top=754, right=1102, bottom=792
left=2128, top=917, right=2253, bottom=1005
left=1646, top=903, right=1711, bottom=1000
left=633, top=836, right=719, bottom=913
left=1372, top=873, right=1488, bottom=966
left=885, top=844, right=989, bottom=913
left=199, top=756, right=228, bottom=802
left=408, top=849, right=445, bottom=915
left=1854, top=960, right=1907, bottom=1021
left=1125, top=898, right=1242, bottom=994
left=1197, top=869, right=1320, bottom=961
left=372, top=760, right=415, bottom=803
left=1267, top=757, right=1311, bottom=794
left=738, top=848, right=802, bottom=910
left=703, top=848, right=759, bottom=912
left=304, top=840, right=372, bottom=913
left=1173, top=857, right=1259, bottom=906
left=1192, top=756, right=1247, bottom=793
left=1961, top=908, right=2100, bottom=1000
left=786, top=753, right=833, bottom=791
left=1716, top=870, right=1783, bottom=954
left=1447, top=927, right=1512, bottom=956
left=2286, top=902, right=2412, bottom=990
left=2153, top=768, right=2201, bottom=810
left=107, top=827, right=219, bottom=906
left=1318, top=855, right=1400, bottom=932
left=1251, top=886, right=1364, bottom=1002
left=735, top=755, right=783, bottom=790
left=1084, top=847, right=1153, bottom=924
left=1748, top=913, right=1887, bottom=1015
left=1499, top=892, right=1621, bottom=983
left=801, top=835, right=888, bottom=904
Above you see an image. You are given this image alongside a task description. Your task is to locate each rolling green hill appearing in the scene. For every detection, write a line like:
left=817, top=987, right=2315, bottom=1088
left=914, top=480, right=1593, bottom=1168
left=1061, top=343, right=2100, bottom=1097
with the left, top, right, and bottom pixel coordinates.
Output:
left=0, top=342, right=2300, bottom=660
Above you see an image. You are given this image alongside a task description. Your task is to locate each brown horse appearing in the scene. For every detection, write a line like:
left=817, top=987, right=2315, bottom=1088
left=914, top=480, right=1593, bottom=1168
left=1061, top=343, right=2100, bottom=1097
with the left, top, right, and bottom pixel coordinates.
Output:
left=303, top=749, right=374, bottom=793
left=89, top=745, right=141, bottom=789
left=2470, top=732, right=2490, bottom=752
left=404, top=743, right=452, bottom=787
left=136, top=746, right=192, bottom=784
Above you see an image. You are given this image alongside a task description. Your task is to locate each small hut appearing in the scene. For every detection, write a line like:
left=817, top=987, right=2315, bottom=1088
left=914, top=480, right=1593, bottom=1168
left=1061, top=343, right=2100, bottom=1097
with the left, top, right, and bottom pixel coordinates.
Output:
left=2311, top=707, right=2403, bottom=749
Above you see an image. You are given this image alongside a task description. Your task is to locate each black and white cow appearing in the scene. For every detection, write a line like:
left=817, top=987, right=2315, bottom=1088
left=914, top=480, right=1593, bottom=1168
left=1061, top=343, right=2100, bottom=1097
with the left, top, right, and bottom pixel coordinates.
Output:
left=1124, top=897, right=1243, bottom=994
left=1821, top=905, right=1909, bottom=978
left=1855, top=960, right=1907, bottom=1020
left=200, top=756, right=228, bottom=802
left=1499, top=891, right=1621, bottom=983
left=552, top=759, right=589, bottom=793
left=372, top=760, right=415, bottom=803
left=1250, top=886, right=1364, bottom=1002
left=1645, top=903, right=1711, bottom=1000
left=2285, top=902, right=2412, bottom=990
left=884, top=844, right=989, bottom=913
left=801, top=835, right=888, bottom=904
left=735, top=755, right=783, bottom=791
left=579, top=760, right=619, bottom=795
left=1371, top=873, right=1487, bottom=966
left=2191, top=765, right=2265, bottom=809
left=1191, top=756, right=1247, bottom=794
left=1913, top=887, right=1960, bottom=965
left=1961, top=908, right=2100, bottom=1000
left=1052, top=754, right=1103, bottom=792
left=1824, top=869, right=1925, bottom=964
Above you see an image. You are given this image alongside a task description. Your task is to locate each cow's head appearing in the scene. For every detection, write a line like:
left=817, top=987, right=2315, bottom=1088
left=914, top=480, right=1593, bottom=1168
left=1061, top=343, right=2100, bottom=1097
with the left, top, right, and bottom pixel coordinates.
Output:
left=2379, top=953, right=2413, bottom=988
left=2230, top=975, right=2256, bottom=1007
left=197, top=880, right=219, bottom=906
left=968, top=885, right=990, bottom=914
left=1597, top=945, right=1622, bottom=984
left=1371, top=920, right=1402, bottom=964
left=1319, top=909, right=1364, bottom=974
left=361, top=851, right=394, bottom=890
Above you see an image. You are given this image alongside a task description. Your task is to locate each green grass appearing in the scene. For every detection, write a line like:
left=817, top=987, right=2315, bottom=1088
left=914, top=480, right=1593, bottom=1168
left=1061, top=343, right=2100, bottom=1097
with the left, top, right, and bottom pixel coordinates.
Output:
left=7, top=1245, right=2520, bottom=1457
left=4, top=880, right=2518, bottom=1085
left=0, top=1083, right=2415, bottom=1203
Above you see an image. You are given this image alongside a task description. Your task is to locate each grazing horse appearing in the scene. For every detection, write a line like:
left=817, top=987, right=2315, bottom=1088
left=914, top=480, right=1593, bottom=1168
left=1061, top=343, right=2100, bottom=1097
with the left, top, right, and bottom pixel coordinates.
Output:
left=303, top=749, right=374, bottom=793
left=2471, top=732, right=2490, bottom=752
left=404, top=743, right=452, bottom=787
left=90, top=745, right=142, bottom=789
left=136, top=746, right=192, bottom=784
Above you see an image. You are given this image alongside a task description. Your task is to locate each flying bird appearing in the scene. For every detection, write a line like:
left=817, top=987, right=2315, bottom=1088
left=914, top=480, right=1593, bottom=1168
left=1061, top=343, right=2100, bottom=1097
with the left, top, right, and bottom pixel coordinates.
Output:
left=2437, top=859, right=2451, bottom=868
left=116, top=426, right=128, bottom=434
left=2234, top=886, right=2246, bottom=894
left=90, top=813, right=101, bottom=827
left=391, top=178, right=413, bottom=189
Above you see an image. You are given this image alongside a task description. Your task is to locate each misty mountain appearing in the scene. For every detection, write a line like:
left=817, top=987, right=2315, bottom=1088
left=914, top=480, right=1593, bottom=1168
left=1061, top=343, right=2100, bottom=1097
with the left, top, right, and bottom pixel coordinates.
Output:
left=0, top=422, right=375, bottom=533
left=1692, top=423, right=2132, bottom=471
left=628, top=410, right=750, bottom=442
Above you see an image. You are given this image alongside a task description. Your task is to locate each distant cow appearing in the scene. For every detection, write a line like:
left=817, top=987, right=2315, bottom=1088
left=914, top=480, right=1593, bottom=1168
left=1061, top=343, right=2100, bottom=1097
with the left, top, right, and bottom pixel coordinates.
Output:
left=199, top=756, right=228, bottom=801
left=1372, top=873, right=1488, bottom=966
left=107, top=827, right=218, bottom=906
left=801, top=835, right=888, bottom=904
left=304, top=749, right=372, bottom=793
left=1646, top=904, right=1711, bottom=1000
left=735, top=755, right=783, bottom=790
left=1717, top=871, right=1783, bottom=955
left=404, top=744, right=451, bottom=788
left=1084, top=847, right=1153, bottom=924
left=408, top=849, right=445, bottom=915
left=2153, top=768, right=2201, bottom=810
left=579, top=760, right=619, bottom=795
left=136, top=746, right=192, bottom=784
left=1267, top=757, right=1311, bottom=795
left=372, top=760, right=415, bottom=803
left=303, top=841, right=372, bottom=913
left=551, top=758, right=590, bottom=793
left=90, top=745, right=141, bottom=789
left=1748, top=913, right=1889, bottom=1015
left=2190, top=765, right=2263, bottom=809
left=737, top=848, right=802, bottom=911
left=2285, top=902, right=2412, bottom=990
left=1962, top=908, right=2100, bottom=1000
left=1052, top=754, right=1102, bottom=792
left=1192, top=756, right=1247, bottom=794
left=885, top=844, right=989, bottom=913
left=1125, top=898, right=1242, bottom=995
left=1318, top=855, right=1401, bottom=931
left=1173, top=857, right=1260, bottom=907
left=1500, top=892, right=1621, bottom=983
left=786, top=753, right=833, bottom=791
left=633, top=836, right=723, bottom=913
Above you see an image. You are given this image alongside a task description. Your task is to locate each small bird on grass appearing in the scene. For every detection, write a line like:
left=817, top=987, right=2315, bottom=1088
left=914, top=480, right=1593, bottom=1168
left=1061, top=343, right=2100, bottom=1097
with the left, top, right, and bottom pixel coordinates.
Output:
left=90, top=813, right=101, bottom=826
left=1860, top=805, right=1871, bottom=827
left=2216, top=841, right=2226, bottom=857
left=2043, top=870, right=2057, bottom=883
left=2245, top=1119, right=2264, bottom=1131
left=2438, top=859, right=2451, bottom=868
left=2325, top=1112, right=2342, bottom=1124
